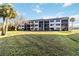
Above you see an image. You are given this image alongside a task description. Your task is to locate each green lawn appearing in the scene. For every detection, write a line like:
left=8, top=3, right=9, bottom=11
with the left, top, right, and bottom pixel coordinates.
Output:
left=0, top=30, right=79, bottom=56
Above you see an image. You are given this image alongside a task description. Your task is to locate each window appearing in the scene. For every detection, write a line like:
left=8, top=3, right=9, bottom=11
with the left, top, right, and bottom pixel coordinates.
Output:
left=44, top=24, right=49, bottom=27
left=56, top=19, right=60, bottom=22
left=50, top=24, right=54, bottom=26
left=56, top=24, right=60, bottom=26
left=44, top=21, right=49, bottom=23
left=35, top=25, right=38, bottom=26
left=39, top=21, right=43, bottom=23
left=49, top=28, right=54, bottom=31
left=31, top=24, right=34, bottom=26
left=50, top=20, right=54, bottom=22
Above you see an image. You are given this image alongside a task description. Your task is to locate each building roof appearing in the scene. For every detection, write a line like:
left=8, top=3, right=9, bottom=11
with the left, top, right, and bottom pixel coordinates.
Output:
left=29, top=17, right=69, bottom=21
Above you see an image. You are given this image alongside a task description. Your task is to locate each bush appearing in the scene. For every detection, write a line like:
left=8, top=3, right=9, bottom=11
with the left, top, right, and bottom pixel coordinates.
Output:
left=8, top=25, right=15, bottom=31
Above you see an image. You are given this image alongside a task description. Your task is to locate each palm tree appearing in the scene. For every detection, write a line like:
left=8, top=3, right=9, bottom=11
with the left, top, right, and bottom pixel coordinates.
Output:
left=0, top=3, right=16, bottom=35
left=70, top=17, right=75, bottom=30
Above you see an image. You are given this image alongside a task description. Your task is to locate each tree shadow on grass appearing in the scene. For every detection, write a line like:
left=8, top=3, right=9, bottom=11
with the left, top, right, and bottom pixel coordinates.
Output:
left=0, top=33, right=79, bottom=56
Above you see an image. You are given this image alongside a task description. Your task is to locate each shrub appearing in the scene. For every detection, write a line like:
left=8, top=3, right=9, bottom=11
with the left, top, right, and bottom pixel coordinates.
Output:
left=8, top=25, right=15, bottom=31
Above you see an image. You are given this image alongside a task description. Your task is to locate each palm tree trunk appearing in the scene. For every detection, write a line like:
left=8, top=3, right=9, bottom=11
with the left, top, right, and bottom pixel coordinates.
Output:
left=1, top=17, right=6, bottom=35
left=72, top=22, right=73, bottom=30
left=5, top=19, right=8, bottom=34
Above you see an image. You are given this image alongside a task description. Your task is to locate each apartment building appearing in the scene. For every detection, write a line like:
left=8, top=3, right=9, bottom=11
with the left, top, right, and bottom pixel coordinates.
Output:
left=18, top=17, right=69, bottom=31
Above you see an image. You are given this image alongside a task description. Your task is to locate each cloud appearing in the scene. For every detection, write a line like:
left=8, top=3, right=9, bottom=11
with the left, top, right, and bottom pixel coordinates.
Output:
left=33, top=9, right=42, bottom=13
left=70, top=14, right=79, bottom=20
left=32, top=4, right=42, bottom=13
left=33, top=4, right=42, bottom=13
left=62, top=3, right=73, bottom=7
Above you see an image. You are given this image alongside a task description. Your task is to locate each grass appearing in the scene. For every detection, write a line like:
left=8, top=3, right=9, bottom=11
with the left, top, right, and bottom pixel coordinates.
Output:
left=0, top=30, right=79, bottom=38
left=0, top=30, right=79, bottom=56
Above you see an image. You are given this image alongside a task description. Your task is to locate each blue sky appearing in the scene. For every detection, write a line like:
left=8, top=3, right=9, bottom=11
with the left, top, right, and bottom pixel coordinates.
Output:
left=13, top=3, right=79, bottom=19
left=13, top=3, right=79, bottom=27
left=0, top=3, right=79, bottom=27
